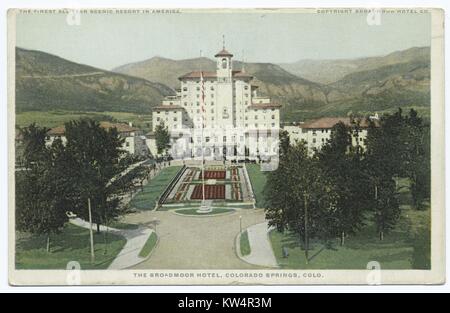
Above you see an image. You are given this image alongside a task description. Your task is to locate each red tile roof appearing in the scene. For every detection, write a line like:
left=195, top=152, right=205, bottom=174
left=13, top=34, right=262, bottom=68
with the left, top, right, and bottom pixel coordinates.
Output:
left=178, top=70, right=253, bottom=80
left=301, top=117, right=373, bottom=129
left=214, top=49, right=233, bottom=57
left=48, top=122, right=139, bottom=136
left=247, top=103, right=282, bottom=110
left=99, top=121, right=139, bottom=133
left=48, top=126, right=65, bottom=136
left=233, top=71, right=253, bottom=78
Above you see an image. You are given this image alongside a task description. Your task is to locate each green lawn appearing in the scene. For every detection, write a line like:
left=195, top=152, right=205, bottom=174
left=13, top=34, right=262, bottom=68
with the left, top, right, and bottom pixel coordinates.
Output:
left=240, top=230, right=251, bottom=256
left=108, top=221, right=139, bottom=230
left=139, top=232, right=158, bottom=258
left=174, top=208, right=235, bottom=216
left=130, top=166, right=183, bottom=210
left=269, top=205, right=430, bottom=270
left=246, top=164, right=268, bottom=208
left=16, top=223, right=126, bottom=270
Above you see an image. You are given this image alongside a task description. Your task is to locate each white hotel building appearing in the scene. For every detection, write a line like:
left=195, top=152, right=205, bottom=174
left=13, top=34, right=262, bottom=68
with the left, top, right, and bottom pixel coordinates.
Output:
left=148, top=47, right=281, bottom=161
left=284, top=117, right=374, bottom=153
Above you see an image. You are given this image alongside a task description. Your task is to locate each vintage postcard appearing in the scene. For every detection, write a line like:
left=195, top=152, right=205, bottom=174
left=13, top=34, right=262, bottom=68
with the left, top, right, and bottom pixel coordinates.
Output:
left=8, top=8, right=445, bottom=285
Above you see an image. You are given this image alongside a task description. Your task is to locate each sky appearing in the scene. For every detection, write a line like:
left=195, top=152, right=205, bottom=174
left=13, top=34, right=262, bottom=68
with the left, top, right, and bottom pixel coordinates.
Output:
left=15, top=9, right=431, bottom=70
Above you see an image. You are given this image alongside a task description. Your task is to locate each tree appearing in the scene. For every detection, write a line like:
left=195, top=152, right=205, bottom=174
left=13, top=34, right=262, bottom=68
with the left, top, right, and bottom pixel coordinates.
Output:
left=373, top=178, right=400, bottom=241
left=154, top=122, right=171, bottom=156
left=403, top=109, right=430, bottom=209
left=62, top=119, right=130, bottom=261
left=265, top=141, right=331, bottom=263
left=64, top=119, right=148, bottom=222
left=365, top=113, right=403, bottom=239
left=317, top=122, right=371, bottom=245
left=278, top=129, right=291, bottom=158
left=16, top=125, right=69, bottom=252
left=366, top=109, right=407, bottom=180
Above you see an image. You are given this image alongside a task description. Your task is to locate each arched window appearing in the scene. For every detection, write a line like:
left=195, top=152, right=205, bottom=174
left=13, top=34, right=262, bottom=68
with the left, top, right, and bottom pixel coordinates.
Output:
left=222, top=58, right=227, bottom=69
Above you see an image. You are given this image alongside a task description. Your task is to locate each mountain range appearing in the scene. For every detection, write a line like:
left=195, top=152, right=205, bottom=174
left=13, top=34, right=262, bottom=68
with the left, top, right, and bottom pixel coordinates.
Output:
left=15, top=46, right=430, bottom=123
left=16, top=48, right=173, bottom=113
left=278, top=47, right=430, bottom=84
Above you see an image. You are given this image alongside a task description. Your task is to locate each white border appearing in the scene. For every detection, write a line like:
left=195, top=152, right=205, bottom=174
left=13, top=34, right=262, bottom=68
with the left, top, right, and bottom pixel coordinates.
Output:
left=1, top=0, right=449, bottom=292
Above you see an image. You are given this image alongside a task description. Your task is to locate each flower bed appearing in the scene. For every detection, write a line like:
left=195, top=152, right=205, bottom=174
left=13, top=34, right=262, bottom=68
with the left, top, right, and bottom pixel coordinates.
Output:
left=201, top=170, right=226, bottom=180
left=191, top=184, right=225, bottom=199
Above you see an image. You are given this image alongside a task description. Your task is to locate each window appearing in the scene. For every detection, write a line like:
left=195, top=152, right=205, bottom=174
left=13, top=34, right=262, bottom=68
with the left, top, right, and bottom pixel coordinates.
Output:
left=174, top=117, right=177, bottom=122
left=244, top=85, right=249, bottom=90
left=313, top=138, right=316, bottom=143
left=197, top=102, right=200, bottom=106
left=211, top=101, right=214, bottom=106
left=211, top=94, right=214, bottom=98
left=222, top=58, right=227, bottom=69
left=223, top=136, right=227, bottom=142
left=183, top=87, right=187, bottom=91
left=255, top=115, right=258, bottom=120
left=184, top=102, right=187, bottom=106
left=271, top=115, right=275, bottom=119
left=156, top=117, right=160, bottom=122
left=210, top=86, right=214, bottom=91
left=255, top=123, right=258, bottom=127
left=271, top=123, right=275, bottom=127
left=196, top=86, right=200, bottom=91
left=126, top=142, right=130, bottom=147
left=211, top=109, right=214, bottom=113
left=197, top=109, right=200, bottom=113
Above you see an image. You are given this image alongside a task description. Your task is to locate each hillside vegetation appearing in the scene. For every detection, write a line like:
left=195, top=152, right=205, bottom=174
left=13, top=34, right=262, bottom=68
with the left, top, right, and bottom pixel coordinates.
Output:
left=16, top=48, right=173, bottom=114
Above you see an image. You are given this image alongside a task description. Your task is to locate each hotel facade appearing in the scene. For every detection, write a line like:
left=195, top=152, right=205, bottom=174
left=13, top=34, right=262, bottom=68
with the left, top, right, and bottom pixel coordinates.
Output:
left=148, top=47, right=281, bottom=162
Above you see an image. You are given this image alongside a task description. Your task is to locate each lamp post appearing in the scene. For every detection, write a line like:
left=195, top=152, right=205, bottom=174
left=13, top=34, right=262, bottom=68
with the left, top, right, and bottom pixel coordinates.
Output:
left=153, top=217, right=158, bottom=233
left=239, top=215, right=242, bottom=234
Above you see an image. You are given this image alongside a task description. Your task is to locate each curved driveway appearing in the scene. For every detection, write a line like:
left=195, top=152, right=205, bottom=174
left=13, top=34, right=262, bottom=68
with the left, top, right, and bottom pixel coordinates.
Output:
left=124, top=208, right=266, bottom=269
